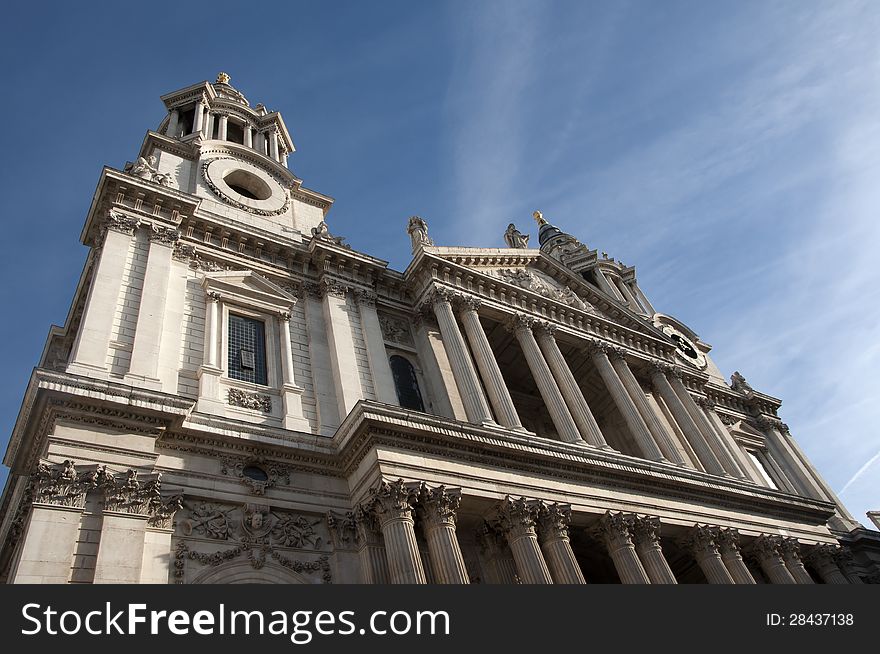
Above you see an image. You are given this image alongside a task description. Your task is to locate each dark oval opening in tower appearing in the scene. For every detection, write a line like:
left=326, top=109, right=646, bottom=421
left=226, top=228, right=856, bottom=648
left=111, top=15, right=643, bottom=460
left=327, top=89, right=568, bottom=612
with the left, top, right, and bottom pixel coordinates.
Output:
left=224, top=169, right=272, bottom=200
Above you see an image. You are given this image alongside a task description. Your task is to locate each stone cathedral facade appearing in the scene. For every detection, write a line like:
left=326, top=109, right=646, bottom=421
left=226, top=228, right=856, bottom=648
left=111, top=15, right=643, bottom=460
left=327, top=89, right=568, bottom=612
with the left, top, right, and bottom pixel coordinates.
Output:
left=1, top=74, right=877, bottom=585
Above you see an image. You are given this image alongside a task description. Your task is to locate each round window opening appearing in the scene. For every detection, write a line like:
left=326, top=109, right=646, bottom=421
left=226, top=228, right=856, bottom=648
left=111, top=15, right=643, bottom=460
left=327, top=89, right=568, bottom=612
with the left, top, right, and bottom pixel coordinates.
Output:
left=224, top=169, right=272, bottom=201
left=241, top=465, right=269, bottom=482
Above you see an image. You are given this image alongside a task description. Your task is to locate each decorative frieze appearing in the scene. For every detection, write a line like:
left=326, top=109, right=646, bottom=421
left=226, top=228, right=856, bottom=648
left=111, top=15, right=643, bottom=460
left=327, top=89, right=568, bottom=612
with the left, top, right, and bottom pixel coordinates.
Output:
left=180, top=501, right=326, bottom=550
left=227, top=388, right=272, bottom=412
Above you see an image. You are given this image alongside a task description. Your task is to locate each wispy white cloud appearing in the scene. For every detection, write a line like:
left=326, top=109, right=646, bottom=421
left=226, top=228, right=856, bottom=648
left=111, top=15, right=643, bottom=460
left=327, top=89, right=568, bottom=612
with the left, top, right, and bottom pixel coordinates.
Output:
left=839, top=449, right=880, bottom=497
left=441, top=1, right=880, bottom=523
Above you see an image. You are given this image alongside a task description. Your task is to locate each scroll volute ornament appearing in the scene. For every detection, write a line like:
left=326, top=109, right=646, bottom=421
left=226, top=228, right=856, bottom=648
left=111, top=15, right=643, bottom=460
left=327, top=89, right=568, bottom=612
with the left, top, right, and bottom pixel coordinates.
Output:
left=365, top=478, right=419, bottom=523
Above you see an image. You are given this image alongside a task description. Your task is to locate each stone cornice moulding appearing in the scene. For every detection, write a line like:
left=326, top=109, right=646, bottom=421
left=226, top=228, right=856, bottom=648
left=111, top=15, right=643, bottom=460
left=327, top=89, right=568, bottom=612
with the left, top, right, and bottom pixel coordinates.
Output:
left=3, top=369, right=194, bottom=472
left=80, top=167, right=201, bottom=247
left=420, top=247, right=658, bottom=330
left=332, top=401, right=836, bottom=525
left=407, top=255, right=673, bottom=358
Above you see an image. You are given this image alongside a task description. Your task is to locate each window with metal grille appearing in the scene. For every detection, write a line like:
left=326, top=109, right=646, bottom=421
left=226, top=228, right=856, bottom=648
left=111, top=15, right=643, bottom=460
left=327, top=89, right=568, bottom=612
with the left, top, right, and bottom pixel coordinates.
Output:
left=389, top=355, right=424, bottom=411
left=228, top=314, right=268, bottom=385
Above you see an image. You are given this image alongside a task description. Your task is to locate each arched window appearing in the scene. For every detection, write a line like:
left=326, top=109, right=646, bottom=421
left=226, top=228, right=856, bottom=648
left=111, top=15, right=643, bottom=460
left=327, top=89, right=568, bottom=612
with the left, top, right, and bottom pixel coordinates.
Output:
left=389, top=355, right=424, bottom=411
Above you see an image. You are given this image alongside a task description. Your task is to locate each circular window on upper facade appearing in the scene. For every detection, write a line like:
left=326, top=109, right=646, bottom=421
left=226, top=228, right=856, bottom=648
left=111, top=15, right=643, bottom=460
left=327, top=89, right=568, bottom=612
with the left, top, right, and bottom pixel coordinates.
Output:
left=201, top=157, right=290, bottom=216
left=223, top=169, right=272, bottom=201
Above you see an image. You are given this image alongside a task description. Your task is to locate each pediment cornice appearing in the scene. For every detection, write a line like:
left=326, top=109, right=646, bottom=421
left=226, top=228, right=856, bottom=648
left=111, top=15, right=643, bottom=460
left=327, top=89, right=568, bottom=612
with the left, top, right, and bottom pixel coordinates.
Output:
left=405, top=249, right=677, bottom=360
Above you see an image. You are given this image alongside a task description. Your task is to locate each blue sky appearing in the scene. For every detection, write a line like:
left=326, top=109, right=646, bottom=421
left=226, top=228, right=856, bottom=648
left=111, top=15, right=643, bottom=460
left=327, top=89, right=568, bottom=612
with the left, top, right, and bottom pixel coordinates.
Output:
left=0, top=0, right=877, bottom=526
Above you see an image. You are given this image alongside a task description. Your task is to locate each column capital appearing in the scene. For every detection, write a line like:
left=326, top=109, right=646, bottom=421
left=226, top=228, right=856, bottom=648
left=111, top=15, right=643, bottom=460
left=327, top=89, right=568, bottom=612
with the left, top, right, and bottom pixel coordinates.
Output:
left=631, top=515, right=663, bottom=547
left=417, top=483, right=462, bottom=530
left=695, top=395, right=715, bottom=409
left=805, top=543, right=840, bottom=567
left=749, top=534, right=785, bottom=562
left=607, top=345, right=627, bottom=361
left=430, top=285, right=457, bottom=306
left=29, top=460, right=99, bottom=510
left=532, top=320, right=557, bottom=338
left=715, top=527, right=742, bottom=555
left=494, top=496, right=540, bottom=540
left=319, top=278, right=350, bottom=299
left=755, top=415, right=786, bottom=433
left=506, top=313, right=535, bottom=334
left=147, top=225, right=182, bottom=247
left=454, top=294, right=482, bottom=313
left=648, top=360, right=673, bottom=377
left=105, top=211, right=141, bottom=236
left=206, top=290, right=222, bottom=303
left=596, top=511, right=636, bottom=548
left=353, top=288, right=377, bottom=307
left=685, top=525, right=720, bottom=557
left=277, top=310, right=292, bottom=322
left=536, top=501, right=572, bottom=542
left=363, top=478, right=419, bottom=525
left=779, top=537, right=805, bottom=563
left=586, top=339, right=611, bottom=357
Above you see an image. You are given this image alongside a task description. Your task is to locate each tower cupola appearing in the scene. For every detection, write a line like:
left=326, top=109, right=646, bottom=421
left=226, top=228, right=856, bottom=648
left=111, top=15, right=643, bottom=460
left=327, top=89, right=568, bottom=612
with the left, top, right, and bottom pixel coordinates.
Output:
left=158, top=72, right=295, bottom=167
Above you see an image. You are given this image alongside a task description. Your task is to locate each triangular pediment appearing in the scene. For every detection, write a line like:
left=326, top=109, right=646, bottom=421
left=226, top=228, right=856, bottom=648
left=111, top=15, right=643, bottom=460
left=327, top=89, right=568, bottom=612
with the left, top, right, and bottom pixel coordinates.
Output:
left=422, top=247, right=667, bottom=342
left=202, top=270, right=295, bottom=313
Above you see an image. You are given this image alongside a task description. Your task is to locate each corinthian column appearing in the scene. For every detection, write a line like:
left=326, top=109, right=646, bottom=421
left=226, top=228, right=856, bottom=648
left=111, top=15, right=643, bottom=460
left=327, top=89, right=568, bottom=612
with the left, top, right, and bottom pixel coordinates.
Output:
left=650, top=365, right=727, bottom=476
left=668, top=373, right=744, bottom=478
left=686, top=525, right=735, bottom=584
left=363, top=479, right=426, bottom=584
left=510, top=315, right=584, bottom=444
left=806, top=545, right=850, bottom=584
left=610, top=350, right=685, bottom=465
left=597, top=512, right=651, bottom=584
left=750, top=536, right=797, bottom=584
left=589, top=343, right=665, bottom=461
left=715, top=528, right=756, bottom=584
left=534, top=324, right=611, bottom=449
left=536, top=502, right=586, bottom=584
left=457, top=297, right=524, bottom=430
left=431, top=289, right=495, bottom=425
left=631, top=516, right=677, bottom=584
left=417, top=485, right=470, bottom=584
left=779, top=538, right=814, bottom=584
left=494, top=497, right=553, bottom=584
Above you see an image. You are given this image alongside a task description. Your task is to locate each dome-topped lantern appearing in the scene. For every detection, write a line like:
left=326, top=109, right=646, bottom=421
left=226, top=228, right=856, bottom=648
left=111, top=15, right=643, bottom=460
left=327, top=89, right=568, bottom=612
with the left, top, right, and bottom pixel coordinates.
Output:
left=158, top=72, right=295, bottom=167
left=532, top=210, right=585, bottom=260
left=212, top=71, right=250, bottom=106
